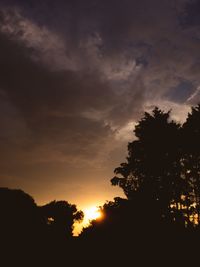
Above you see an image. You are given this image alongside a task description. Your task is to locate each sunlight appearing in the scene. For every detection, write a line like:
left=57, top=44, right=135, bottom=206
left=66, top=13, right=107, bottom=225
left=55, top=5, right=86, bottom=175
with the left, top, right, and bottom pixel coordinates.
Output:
left=73, top=206, right=103, bottom=236
left=84, top=206, right=102, bottom=221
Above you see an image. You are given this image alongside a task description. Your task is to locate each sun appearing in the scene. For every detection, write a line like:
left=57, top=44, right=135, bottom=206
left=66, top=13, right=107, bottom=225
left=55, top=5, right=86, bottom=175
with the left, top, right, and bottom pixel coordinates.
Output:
left=73, top=206, right=103, bottom=236
left=84, top=206, right=102, bottom=222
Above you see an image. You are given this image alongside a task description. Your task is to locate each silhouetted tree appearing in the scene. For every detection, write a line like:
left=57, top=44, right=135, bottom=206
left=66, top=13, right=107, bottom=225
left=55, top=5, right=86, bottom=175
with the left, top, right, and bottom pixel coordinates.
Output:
left=0, top=187, right=45, bottom=239
left=182, top=104, right=200, bottom=224
left=80, top=106, right=200, bottom=265
left=111, top=107, right=186, bottom=225
left=3, top=105, right=200, bottom=266
left=0, top=188, right=48, bottom=265
left=41, top=200, right=83, bottom=238
left=0, top=187, right=84, bottom=265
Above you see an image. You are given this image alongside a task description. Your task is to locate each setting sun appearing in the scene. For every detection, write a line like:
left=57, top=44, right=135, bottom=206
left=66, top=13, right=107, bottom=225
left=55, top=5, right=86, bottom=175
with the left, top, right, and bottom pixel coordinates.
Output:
left=84, top=206, right=102, bottom=221
left=73, top=206, right=103, bottom=236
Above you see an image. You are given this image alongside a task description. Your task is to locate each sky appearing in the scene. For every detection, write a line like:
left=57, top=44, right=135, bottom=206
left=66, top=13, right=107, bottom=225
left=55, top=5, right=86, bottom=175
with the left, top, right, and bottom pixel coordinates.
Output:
left=0, top=0, right=200, bottom=210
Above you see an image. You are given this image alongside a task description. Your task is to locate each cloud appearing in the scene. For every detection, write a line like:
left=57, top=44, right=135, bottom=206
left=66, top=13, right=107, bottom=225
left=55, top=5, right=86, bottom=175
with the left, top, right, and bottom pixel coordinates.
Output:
left=144, top=99, right=191, bottom=124
left=186, top=86, right=200, bottom=104
left=0, top=1, right=200, bottom=205
left=0, top=7, right=79, bottom=71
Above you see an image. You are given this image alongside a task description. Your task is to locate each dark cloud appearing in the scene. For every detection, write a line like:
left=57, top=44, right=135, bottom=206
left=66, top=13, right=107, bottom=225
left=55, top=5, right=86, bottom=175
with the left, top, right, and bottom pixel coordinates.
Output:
left=165, top=80, right=195, bottom=103
left=0, top=0, right=200, bottom=207
left=179, top=0, right=200, bottom=28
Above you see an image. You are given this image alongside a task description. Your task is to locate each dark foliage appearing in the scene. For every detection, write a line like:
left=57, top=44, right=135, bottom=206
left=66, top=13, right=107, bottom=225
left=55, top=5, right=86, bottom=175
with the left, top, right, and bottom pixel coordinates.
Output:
left=0, top=187, right=83, bottom=266
left=2, top=105, right=200, bottom=266
left=81, top=105, right=200, bottom=265
left=41, top=200, right=83, bottom=238
left=111, top=106, right=200, bottom=226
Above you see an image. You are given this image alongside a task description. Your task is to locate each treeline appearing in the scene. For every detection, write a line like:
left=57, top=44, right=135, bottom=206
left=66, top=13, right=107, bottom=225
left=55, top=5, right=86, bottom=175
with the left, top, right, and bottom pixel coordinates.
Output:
left=0, top=187, right=83, bottom=265
left=80, top=105, right=200, bottom=265
left=2, top=105, right=200, bottom=265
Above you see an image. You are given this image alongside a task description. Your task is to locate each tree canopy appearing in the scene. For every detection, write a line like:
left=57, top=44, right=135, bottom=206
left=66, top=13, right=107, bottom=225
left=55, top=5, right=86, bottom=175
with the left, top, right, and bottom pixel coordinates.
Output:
left=111, top=105, right=200, bottom=227
left=2, top=105, right=200, bottom=266
left=41, top=200, right=83, bottom=237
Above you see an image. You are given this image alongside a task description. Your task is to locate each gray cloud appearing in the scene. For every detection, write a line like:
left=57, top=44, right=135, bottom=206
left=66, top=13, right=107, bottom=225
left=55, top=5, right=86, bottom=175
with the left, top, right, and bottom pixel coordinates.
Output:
left=0, top=0, right=200, bottom=207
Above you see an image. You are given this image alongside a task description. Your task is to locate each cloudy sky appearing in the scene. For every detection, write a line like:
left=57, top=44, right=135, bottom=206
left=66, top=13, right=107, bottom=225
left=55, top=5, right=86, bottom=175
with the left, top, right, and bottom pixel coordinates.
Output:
left=0, top=0, right=200, bottom=209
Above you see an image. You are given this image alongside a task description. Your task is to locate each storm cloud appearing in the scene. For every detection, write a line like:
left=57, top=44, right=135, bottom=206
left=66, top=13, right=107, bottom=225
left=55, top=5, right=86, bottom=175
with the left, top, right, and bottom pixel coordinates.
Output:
left=0, top=0, right=200, bottom=208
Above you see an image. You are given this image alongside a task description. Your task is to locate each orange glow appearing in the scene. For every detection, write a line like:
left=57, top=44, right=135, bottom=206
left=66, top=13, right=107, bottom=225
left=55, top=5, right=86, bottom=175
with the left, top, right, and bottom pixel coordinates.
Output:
left=84, top=206, right=102, bottom=221
left=73, top=206, right=103, bottom=236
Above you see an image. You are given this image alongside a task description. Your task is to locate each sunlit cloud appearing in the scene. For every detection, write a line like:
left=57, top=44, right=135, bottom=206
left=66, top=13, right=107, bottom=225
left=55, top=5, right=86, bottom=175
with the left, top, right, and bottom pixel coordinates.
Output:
left=186, top=86, right=200, bottom=104
left=144, top=99, right=191, bottom=124
left=115, top=122, right=137, bottom=141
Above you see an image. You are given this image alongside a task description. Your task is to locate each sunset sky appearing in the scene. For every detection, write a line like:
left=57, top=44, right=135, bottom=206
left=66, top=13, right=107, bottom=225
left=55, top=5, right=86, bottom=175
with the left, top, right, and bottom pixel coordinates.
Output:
left=0, top=0, right=200, bottom=210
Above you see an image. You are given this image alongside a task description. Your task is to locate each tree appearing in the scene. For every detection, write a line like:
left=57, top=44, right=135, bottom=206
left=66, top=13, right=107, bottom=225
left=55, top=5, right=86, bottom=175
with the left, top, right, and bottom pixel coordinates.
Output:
left=0, top=187, right=45, bottom=239
left=41, top=200, right=83, bottom=238
left=111, top=107, right=186, bottom=225
left=0, top=188, right=84, bottom=265
left=182, top=104, right=200, bottom=224
left=0, top=187, right=48, bottom=265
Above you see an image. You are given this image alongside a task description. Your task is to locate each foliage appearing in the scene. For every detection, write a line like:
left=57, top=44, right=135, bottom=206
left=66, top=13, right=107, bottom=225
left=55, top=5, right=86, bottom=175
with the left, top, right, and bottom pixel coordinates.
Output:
left=2, top=105, right=200, bottom=265
left=41, top=200, right=83, bottom=237
left=111, top=105, right=200, bottom=226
